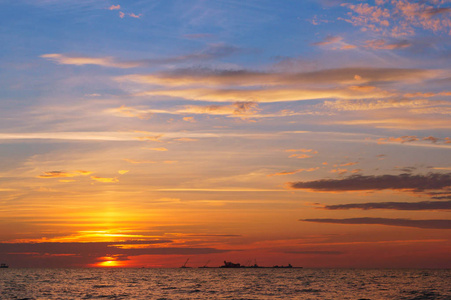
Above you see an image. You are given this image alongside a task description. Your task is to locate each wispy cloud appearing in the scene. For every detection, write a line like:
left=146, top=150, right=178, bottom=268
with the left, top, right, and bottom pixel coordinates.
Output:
left=290, top=173, right=451, bottom=192
left=365, top=39, right=412, bottom=50
left=322, top=200, right=451, bottom=211
left=108, top=102, right=261, bottom=119
left=268, top=167, right=319, bottom=177
left=148, top=147, right=168, bottom=151
left=90, top=176, right=118, bottom=183
left=336, top=117, right=451, bottom=129
left=41, top=53, right=141, bottom=68
left=312, top=35, right=343, bottom=46
left=302, top=217, right=451, bottom=229
left=123, top=159, right=156, bottom=164
left=38, top=170, right=92, bottom=178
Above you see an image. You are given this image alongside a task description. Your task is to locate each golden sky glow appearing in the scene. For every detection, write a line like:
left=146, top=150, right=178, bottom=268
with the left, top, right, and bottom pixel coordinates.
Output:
left=0, top=0, right=450, bottom=268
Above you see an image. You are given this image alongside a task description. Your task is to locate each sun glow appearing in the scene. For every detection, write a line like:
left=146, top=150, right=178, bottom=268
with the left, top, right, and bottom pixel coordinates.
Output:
left=97, top=257, right=124, bottom=267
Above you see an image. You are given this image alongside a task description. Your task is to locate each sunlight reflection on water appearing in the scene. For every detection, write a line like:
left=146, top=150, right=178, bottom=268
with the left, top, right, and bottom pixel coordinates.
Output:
left=0, top=268, right=450, bottom=299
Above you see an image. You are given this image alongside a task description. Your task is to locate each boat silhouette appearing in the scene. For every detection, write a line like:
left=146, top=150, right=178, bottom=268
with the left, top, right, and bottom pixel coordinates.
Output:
left=180, top=258, right=191, bottom=268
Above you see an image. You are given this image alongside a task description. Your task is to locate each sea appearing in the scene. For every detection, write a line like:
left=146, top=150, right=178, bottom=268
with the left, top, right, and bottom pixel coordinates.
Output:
left=0, top=268, right=450, bottom=299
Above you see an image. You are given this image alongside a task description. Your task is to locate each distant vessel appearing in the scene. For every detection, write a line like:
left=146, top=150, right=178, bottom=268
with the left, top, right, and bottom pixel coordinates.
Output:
left=272, top=264, right=293, bottom=268
left=198, top=260, right=210, bottom=268
left=0, top=263, right=8, bottom=268
left=220, top=261, right=243, bottom=268
left=180, top=258, right=191, bottom=268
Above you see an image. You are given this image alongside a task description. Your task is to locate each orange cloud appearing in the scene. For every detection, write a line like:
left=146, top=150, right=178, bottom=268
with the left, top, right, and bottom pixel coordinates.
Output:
left=335, top=118, right=451, bottom=129
left=118, top=67, right=436, bottom=87
left=134, top=86, right=393, bottom=102
left=129, top=13, right=142, bottom=19
left=91, top=176, right=119, bottom=183
left=123, top=159, right=156, bottom=164
left=285, top=149, right=318, bottom=154
left=268, top=167, right=319, bottom=177
left=173, top=138, right=198, bottom=142
left=404, top=91, right=451, bottom=98
left=109, top=5, right=120, bottom=10
left=148, top=147, right=168, bottom=151
left=289, top=154, right=312, bottom=159
left=118, top=170, right=129, bottom=175
left=183, top=117, right=196, bottom=123
left=330, top=168, right=348, bottom=175
left=37, top=170, right=92, bottom=178
left=378, top=136, right=419, bottom=144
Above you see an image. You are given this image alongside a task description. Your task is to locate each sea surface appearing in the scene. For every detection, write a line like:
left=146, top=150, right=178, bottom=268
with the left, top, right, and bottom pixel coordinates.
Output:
left=0, top=268, right=450, bottom=299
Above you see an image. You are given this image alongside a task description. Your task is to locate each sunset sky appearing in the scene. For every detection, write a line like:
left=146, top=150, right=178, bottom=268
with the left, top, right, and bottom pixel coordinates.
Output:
left=1, top=0, right=450, bottom=268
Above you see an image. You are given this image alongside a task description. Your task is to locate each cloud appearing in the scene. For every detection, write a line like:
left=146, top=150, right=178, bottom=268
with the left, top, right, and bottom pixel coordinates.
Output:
left=118, top=170, right=129, bottom=175
left=118, top=67, right=445, bottom=103
left=119, top=67, right=434, bottom=88
left=119, top=11, right=125, bottom=18
left=111, top=105, right=153, bottom=119
left=135, top=132, right=163, bottom=142
left=312, top=35, right=343, bottom=46
left=108, top=4, right=120, bottom=10
left=128, top=13, right=142, bottom=19
left=123, top=159, right=156, bottom=164
left=41, top=53, right=141, bottom=68
left=0, top=241, right=229, bottom=267
left=301, top=217, right=451, bottom=229
left=37, top=170, right=92, bottom=178
left=365, top=39, right=412, bottom=49
left=330, top=168, right=348, bottom=175
left=378, top=135, right=419, bottom=144
left=289, top=173, right=451, bottom=192
left=322, top=200, right=451, bottom=211
left=285, top=149, right=318, bottom=153
left=108, top=102, right=261, bottom=119
left=183, top=116, right=196, bottom=123
left=148, top=147, right=168, bottom=151
left=42, top=44, right=240, bottom=69
left=90, top=176, right=118, bottom=183
left=404, top=91, right=451, bottom=98
left=134, top=86, right=393, bottom=102
left=322, top=99, right=443, bottom=111
left=268, top=167, right=319, bottom=177
left=289, top=154, right=312, bottom=159
left=183, top=33, right=214, bottom=39
left=285, top=148, right=317, bottom=159
left=173, top=138, right=198, bottom=142
left=336, top=118, right=451, bottom=129
left=285, top=250, right=344, bottom=255
left=341, top=1, right=451, bottom=36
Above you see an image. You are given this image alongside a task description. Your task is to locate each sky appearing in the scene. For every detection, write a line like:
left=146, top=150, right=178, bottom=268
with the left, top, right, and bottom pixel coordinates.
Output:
left=0, top=0, right=450, bottom=268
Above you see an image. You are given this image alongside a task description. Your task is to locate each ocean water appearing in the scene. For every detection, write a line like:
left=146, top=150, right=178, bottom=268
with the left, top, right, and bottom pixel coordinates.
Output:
left=0, top=268, right=450, bottom=299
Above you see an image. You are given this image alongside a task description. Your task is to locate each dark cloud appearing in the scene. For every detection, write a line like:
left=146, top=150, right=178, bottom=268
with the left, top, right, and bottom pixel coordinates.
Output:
left=322, top=200, right=451, bottom=211
left=432, top=196, right=451, bottom=200
left=285, top=250, right=344, bottom=255
left=290, top=173, right=451, bottom=192
left=301, top=218, right=451, bottom=229
left=0, top=241, right=230, bottom=267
